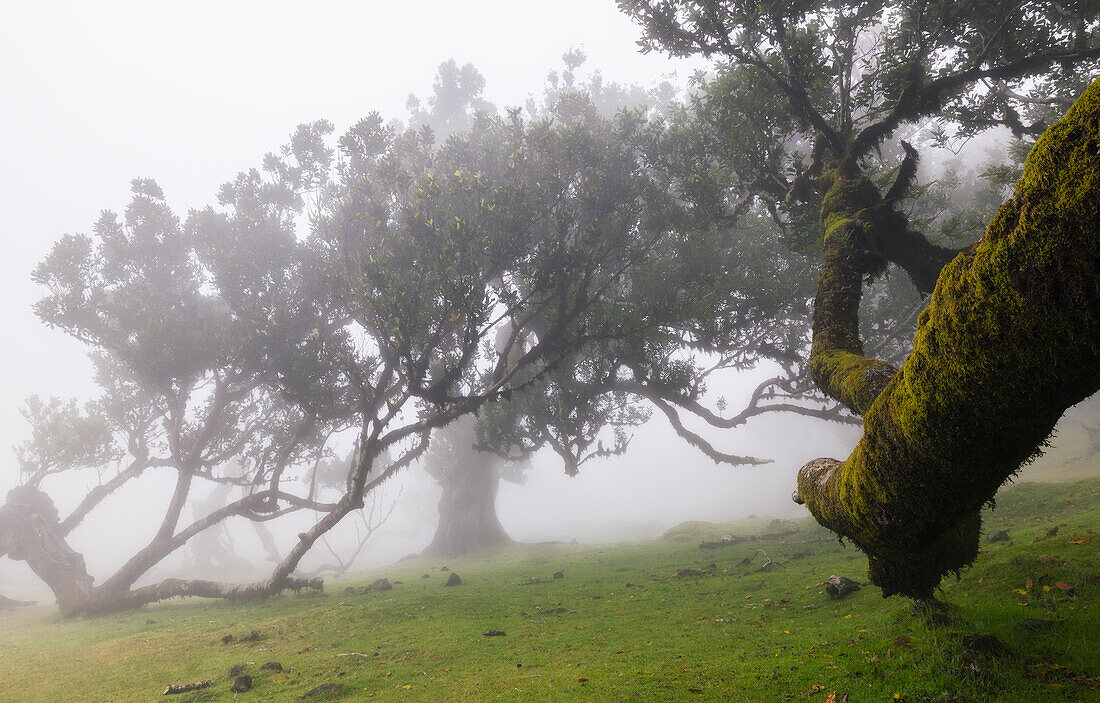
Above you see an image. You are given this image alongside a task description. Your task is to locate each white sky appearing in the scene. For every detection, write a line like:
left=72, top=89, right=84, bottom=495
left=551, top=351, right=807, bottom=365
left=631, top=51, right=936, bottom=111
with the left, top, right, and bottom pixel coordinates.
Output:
left=0, top=0, right=705, bottom=475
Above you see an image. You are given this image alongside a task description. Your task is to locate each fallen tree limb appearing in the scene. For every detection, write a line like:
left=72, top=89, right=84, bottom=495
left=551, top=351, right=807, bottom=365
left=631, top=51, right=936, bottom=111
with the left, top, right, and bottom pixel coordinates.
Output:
left=163, top=680, right=212, bottom=695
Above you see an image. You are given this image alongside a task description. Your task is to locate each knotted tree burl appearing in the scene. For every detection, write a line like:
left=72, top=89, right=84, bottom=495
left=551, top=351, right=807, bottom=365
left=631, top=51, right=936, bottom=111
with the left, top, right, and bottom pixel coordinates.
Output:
left=797, top=77, right=1100, bottom=599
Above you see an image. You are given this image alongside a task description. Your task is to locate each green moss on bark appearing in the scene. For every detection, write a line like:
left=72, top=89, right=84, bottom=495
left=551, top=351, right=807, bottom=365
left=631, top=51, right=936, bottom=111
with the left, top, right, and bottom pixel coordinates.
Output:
left=799, top=76, right=1100, bottom=599
left=810, top=175, right=897, bottom=414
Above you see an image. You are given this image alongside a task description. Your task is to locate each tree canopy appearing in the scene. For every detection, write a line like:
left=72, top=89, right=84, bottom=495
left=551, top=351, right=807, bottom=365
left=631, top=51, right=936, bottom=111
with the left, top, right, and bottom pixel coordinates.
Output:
left=6, top=2, right=1100, bottom=614
left=620, top=0, right=1100, bottom=598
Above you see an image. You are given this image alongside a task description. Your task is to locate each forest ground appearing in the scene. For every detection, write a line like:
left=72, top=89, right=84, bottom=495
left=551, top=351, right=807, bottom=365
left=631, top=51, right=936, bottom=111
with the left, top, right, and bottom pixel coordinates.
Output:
left=0, top=440, right=1096, bottom=702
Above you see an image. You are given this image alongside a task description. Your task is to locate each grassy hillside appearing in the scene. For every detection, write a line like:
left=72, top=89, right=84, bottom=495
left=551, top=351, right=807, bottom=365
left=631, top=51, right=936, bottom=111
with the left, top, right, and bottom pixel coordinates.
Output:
left=0, top=478, right=1096, bottom=702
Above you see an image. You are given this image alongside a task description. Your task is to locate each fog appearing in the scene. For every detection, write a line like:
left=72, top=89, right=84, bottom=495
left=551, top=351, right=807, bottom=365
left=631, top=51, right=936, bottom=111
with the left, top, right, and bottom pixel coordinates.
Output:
left=0, top=1, right=1021, bottom=602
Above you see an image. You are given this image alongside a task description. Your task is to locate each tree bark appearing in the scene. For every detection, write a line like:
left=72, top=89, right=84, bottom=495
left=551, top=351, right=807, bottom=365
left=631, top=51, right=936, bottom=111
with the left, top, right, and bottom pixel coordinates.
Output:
left=809, top=173, right=899, bottom=415
left=797, top=76, right=1100, bottom=599
left=0, top=486, right=94, bottom=617
left=424, top=456, right=511, bottom=557
left=0, top=485, right=318, bottom=617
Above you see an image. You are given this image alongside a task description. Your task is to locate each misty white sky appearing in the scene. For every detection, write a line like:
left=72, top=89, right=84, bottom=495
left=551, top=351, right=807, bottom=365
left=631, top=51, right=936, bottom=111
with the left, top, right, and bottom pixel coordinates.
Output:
left=0, top=0, right=706, bottom=475
left=0, top=1, right=868, bottom=595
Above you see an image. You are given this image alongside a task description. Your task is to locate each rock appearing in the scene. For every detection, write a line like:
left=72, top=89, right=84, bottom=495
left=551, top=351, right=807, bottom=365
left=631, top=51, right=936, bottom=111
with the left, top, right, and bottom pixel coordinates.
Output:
left=912, top=598, right=955, bottom=626
left=344, top=586, right=356, bottom=595
left=440, top=566, right=450, bottom=572
left=483, top=629, right=506, bottom=636
left=230, top=675, right=253, bottom=692
left=421, top=573, right=430, bottom=579
left=261, top=662, right=283, bottom=672
left=364, top=578, right=392, bottom=593
left=961, top=633, right=1010, bottom=658
left=957, top=649, right=984, bottom=674
left=444, top=572, right=462, bottom=587
left=227, top=664, right=247, bottom=678
left=240, top=629, right=263, bottom=642
left=675, top=567, right=707, bottom=578
left=145, top=619, right=157, bottom=625
left=221, top=634, right=235, bottom=645
left=301, top=682, right=344, bottom=699
left=823, top=575, right=861, bottom=599
left=553, top=571, right=564, bottom=579
left=986, top=529, right=1010, bottom=543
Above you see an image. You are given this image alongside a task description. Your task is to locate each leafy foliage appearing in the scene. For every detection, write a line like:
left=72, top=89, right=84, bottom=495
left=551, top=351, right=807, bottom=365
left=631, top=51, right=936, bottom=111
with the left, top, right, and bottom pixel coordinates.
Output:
left=15, top=395, right=119, bottom=486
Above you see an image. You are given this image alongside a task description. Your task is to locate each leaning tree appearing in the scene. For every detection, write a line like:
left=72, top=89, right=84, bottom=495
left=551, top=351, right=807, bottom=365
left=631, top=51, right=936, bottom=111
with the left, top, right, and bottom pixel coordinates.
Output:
left=620, top=0, right=1100, bottom=599
left=1, top=166, right=366, bottom=615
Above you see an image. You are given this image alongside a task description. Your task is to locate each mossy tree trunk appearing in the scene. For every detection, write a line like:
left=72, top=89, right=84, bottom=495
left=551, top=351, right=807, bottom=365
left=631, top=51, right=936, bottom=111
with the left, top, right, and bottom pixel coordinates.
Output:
left=796, top=77, right=1100, bottom=599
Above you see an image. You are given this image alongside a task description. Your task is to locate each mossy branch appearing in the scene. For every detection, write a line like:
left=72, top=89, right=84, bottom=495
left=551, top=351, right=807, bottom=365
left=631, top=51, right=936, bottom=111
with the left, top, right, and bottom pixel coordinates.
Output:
left=809, top=175, right=897, bottom=415
left=798, top=76, right=1100, bottom=599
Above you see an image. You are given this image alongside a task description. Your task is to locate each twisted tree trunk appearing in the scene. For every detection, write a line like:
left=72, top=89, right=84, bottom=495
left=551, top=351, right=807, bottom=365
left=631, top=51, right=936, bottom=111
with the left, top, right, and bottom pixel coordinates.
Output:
left=423, top=454, right=511, bottom=558
left=0, top=486, right=318, bottom=617
left=796, top=77, right=1100, bottom=599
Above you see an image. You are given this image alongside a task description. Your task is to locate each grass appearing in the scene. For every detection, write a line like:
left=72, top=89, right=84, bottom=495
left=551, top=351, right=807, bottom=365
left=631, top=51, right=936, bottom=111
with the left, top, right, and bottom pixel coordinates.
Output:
left=0, top=478, right=1097, bottom=703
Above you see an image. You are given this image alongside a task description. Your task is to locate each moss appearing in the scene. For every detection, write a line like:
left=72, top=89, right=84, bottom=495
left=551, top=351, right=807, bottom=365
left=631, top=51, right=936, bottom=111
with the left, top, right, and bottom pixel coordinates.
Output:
left=810, top=349, right=898, bottom=415
left=800, top=76, right=1100, bottom=599
left=810, top=174, right=896, bottom=414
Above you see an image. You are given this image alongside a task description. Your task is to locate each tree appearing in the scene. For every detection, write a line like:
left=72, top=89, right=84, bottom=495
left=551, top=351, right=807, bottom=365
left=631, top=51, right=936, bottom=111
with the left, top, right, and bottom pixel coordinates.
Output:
left=299, top=448, right=400, bottom=578
left=403, top=57, right=764, bottom=556
left=403, top=57, right=814, bottom=558
left=404, top=63, right=525, bottom=558
left=3, top=132, right=369, bottom=615
left=419, top=415, right=521, bottom=557
left=14, top=89, right=778, bottom=614
left=407, top=59, right=496, bottom=141
left=620, top=0, right=1100, bottom=598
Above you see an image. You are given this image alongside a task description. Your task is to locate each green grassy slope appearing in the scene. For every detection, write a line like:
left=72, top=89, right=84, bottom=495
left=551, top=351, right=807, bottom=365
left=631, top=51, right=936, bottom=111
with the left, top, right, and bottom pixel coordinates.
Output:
left=0, top=478, right=1096, bottom=703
